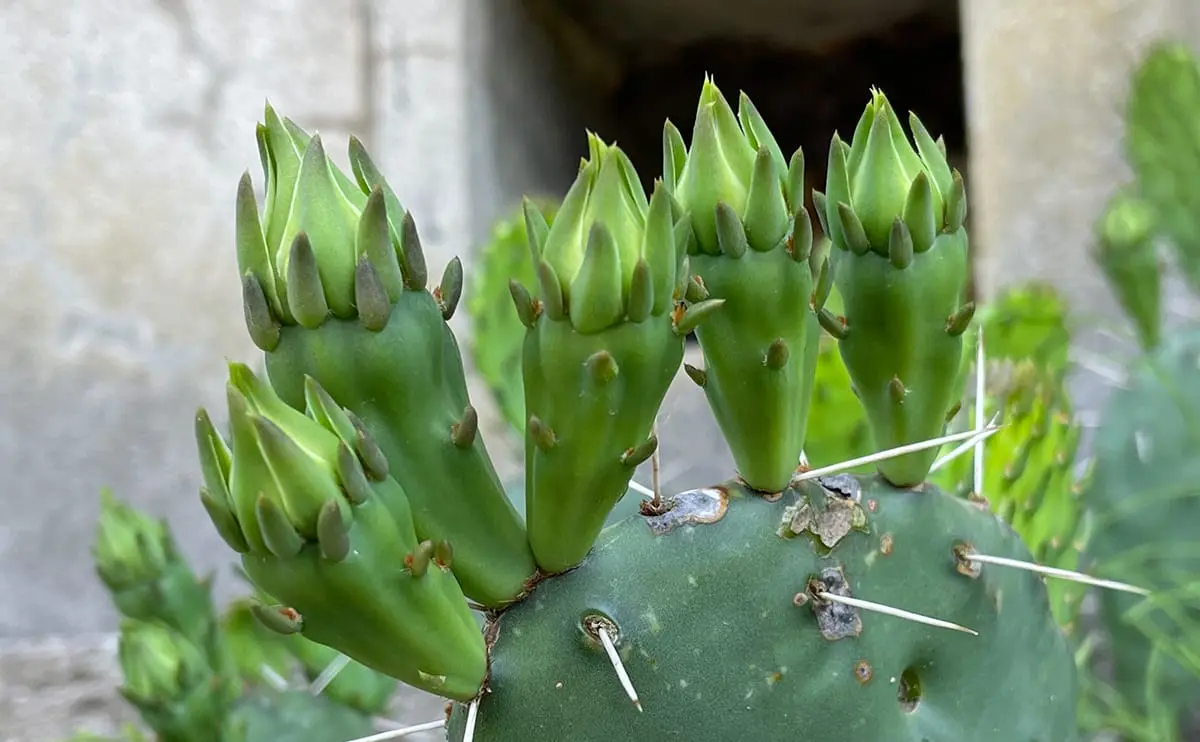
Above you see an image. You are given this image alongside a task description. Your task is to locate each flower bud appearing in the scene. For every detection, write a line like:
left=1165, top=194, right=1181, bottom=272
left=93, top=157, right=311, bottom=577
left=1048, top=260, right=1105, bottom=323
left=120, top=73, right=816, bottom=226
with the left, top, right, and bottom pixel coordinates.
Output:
left=825, top=89, right=957, bottom=256
left=93, top=490, right=170, bottom=590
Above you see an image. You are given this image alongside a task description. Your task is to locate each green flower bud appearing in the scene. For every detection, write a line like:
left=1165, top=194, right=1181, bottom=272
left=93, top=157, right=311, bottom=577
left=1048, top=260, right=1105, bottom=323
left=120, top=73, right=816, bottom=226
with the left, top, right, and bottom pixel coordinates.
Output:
left=93, top=489, right=171, bottom=589
left=220, top=362, right=351, bottom=556
left=536, top=133, right=679, bottom=333
left=825, top=88, right=957, bottom=255
left=238, top=103, right=412, bottom=330
left=670, top=77, right=791, bottom=255
left=117, top=619, right=211, bottom=704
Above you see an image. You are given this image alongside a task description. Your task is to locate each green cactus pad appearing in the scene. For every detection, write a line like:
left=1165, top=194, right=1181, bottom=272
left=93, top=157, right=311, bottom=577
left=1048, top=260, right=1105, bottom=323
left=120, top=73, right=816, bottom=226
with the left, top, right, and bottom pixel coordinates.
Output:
left=831, top=237, right=970, bottom=485
left=239, top=107, right=536, bottom=607
left=518, top=135, right=695, bottom=574
left=1082, top=327, right=1200, bottom=727
left=522, top=310, right=684, bottom=573
left=820, top=89, right=972, bottom=487
left=262, top=288, right=535, bottom=606
left=446, top=477, right=1078, bottom=741
left=685, top=247, right=822, bottom=492
left=667, top=80, right=823, bottom=493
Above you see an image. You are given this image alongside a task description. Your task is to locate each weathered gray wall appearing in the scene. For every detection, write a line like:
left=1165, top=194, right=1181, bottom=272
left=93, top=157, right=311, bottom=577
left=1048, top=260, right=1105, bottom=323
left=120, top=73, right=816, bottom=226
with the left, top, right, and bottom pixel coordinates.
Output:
left=964, top=0, right=1200, bottom=331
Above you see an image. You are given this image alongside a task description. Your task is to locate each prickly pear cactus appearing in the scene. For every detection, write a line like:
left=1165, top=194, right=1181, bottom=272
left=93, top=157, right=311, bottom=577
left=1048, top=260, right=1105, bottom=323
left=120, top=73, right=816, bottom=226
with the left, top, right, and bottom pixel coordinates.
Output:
left=515, top=134, right=706, bottom=573
left=1124, top=41, right=1200, bottom=294
left=1081, top=328, right=1200, bottom=732
left=813, top=89, right=974, bottom=488
left=194, top=85, right=1081, bottom=742
left=665, top=78, right=822, bottom=493
left=232, top=107, right=537, bottom=607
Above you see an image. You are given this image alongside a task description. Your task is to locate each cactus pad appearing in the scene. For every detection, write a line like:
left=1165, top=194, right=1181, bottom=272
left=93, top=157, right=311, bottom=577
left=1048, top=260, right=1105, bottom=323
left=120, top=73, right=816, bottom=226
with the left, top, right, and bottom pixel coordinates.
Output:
left=446, top=477, right=1078, bottom=741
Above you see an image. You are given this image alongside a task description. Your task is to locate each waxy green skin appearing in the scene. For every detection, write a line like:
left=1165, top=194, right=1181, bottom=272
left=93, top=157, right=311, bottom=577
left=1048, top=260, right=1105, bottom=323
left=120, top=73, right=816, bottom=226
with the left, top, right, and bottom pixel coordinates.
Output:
left=517, top=135, right=693, bottom=574
left=446, top=477, right=1079, bottom=741
left=262, top=290, right=536, bottom=607
left=237, top=104, right=536, bottom=608
left=689, top=248, right=821, bottom=492
left=241, top=492, right=488, bottom=701
left=820, top=90, right=972, bottom=487
left=831, top=229, right=969, bottom=485
left=666, top=80, right=824, bottom=493
left=522, top=310, right=683, bottom=573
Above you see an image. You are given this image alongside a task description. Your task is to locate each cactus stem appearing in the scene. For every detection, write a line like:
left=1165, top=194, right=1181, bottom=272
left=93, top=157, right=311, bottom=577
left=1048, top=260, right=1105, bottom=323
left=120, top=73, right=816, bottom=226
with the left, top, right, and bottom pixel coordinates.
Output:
left=308, top=653, right=352, bottom=696
left=437, top=257, right=464, bottom=321
left=953, top=547, right=1150, bottom=596
left=808, top=589, right=978, bottom=636
left=765, top=338, right=790, bottom=370
left=945, top=301, right=976, bottom=336
left=684, top=363, right=707, bottom=387
left=817, top=307, right=848, bottom=339
left=528, top=415, right=557, bottom=452
left=451, top=404, right=479, bottom=448
left=795, top=424, right=1002, bottom=484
